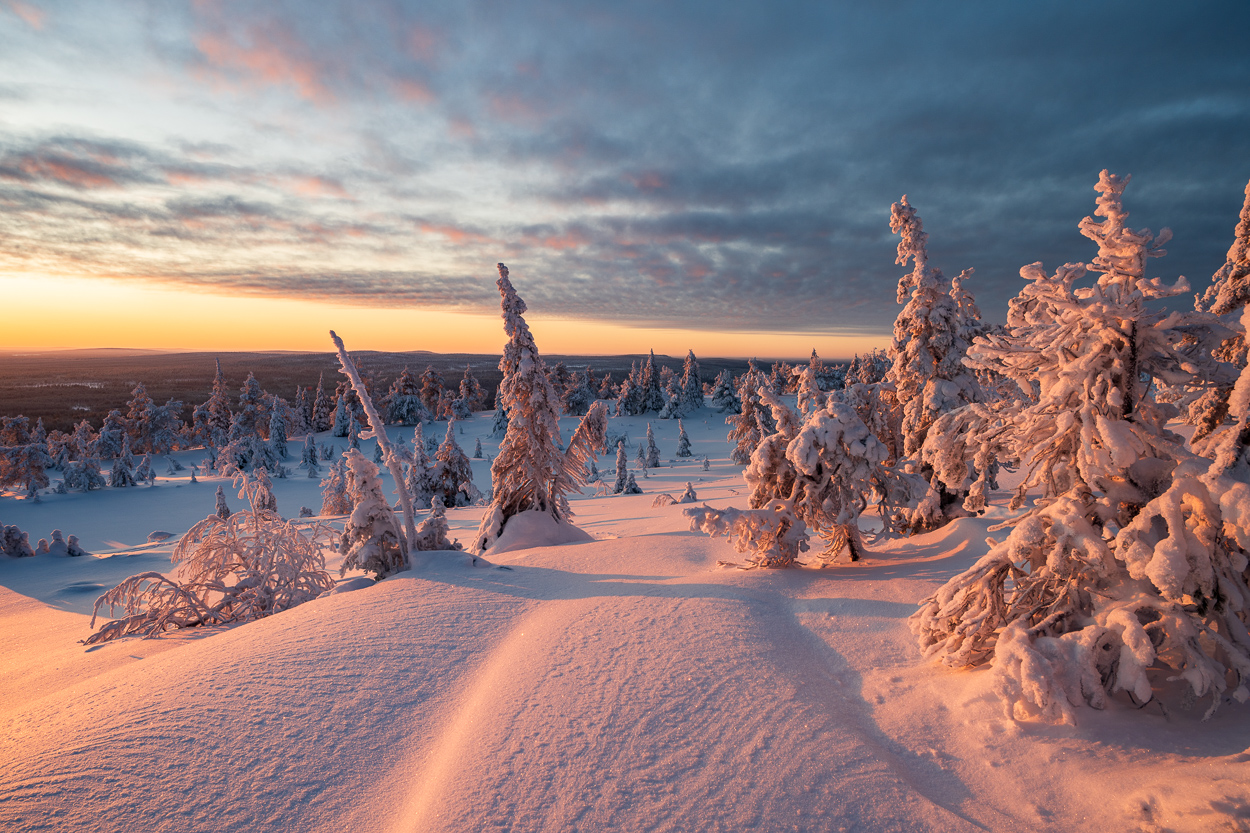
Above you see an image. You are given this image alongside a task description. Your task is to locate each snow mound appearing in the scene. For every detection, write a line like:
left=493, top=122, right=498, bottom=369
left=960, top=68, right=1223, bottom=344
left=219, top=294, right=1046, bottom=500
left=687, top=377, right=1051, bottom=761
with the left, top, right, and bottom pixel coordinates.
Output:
left=485, top=509, right=594, bottom=555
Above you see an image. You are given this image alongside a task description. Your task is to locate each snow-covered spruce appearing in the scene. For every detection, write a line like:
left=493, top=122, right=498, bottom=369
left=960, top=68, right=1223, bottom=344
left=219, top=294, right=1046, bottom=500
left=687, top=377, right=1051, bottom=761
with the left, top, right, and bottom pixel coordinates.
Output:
left=884, top=194, right=983, bottom=530
left=412, top=494, right=463, bottom=552
left=84, top=473, right=335, bottom=644
left=432, top=421, right=480, bottom=508
left=473, top=264, right=609, bottom=553
left=676, top=419, right=692, bottom=458
left=911, top=171, right=1247, bottom=722
left=319, top=458, right=352, bottom=516
left=337, top=449, right=406, bottom=580
left=643, top=423, right=661, bottom=468
left=726, top=364, right=774, bottom=465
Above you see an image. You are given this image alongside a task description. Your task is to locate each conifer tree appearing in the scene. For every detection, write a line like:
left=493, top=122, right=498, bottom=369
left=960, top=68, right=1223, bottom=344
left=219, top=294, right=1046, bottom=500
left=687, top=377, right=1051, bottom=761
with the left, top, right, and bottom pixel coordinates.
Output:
left=613, top=440, right=629, bottom=494
left=269, top=408, right=289, bottom=460
left=93, top=410, right=128, bottom=460
left=644, top=423, right=661, bottom=468
left=204, top=358, right=233, bottom=446
left=640, top=350, right=666, bottom=413
left=709, top=370, right=741, bottom=414
left=432, top=421, right=479, bottom=507
left=338, top=449, right=406, bottom=580
left=319, top=458, right=352, bottom=515
left=474, top=264, right=608, bottom=551
left=912, top=171, right=1244, bottom=721
left=125, top=383, right=155, bottom=453
left=215, top=485, right=231, bottom=519
left=676, top=419, right=692, bottom=458
left=312, top=373, right=333, bottom=433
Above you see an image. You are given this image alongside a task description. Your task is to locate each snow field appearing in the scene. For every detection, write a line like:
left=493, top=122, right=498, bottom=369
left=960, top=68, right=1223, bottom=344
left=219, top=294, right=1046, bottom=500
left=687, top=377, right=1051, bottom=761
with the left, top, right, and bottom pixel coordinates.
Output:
left=2, top=410, right=1249, bottom=832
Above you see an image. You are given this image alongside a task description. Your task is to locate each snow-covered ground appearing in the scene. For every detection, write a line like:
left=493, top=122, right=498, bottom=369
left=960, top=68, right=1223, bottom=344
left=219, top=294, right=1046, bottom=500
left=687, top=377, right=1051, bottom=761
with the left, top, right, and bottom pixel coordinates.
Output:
left=3, top=411, right=1249, bottom=833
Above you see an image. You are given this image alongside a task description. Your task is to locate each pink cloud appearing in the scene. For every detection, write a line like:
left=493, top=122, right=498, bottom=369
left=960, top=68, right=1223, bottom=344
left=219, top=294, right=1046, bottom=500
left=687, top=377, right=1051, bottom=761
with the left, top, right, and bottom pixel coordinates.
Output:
left=15, top=156, right=115, bottom=189
left=4, top=1, right=45, bottom=29
left=286, top=175, right=350, bottom=199
left=416, top=220, right=492, bottom=246
left=395, top=78, right=435, bottom=105
left=194, top=23, right=334, bottom=104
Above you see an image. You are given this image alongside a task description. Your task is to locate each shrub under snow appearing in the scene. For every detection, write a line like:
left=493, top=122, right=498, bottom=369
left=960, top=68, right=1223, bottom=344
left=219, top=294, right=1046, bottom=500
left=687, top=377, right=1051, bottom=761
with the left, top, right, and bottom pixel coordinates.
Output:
left=84, top=473, right=334, bottom=644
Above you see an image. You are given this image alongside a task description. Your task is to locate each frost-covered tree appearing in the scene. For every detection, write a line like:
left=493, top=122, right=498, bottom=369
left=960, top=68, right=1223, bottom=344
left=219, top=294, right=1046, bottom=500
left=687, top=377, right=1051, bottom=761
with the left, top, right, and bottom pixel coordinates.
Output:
left=709, top=369, right=741, bottom=414
left=1185, top=179, right=1250, bottom=444
left=459, top=365, right=487, bottom=412
left=598, top=372, right=617, bottom=401
left=885, top=195, right=983, bottom=529
left=432, top=421, right=480, bottom=508
left=135, top=453, right=154, bottom=484
left=319, top=458, right=352, bottom=515
left=681, top=350, right=704, bottom=411
left=216, top=374, right=279, bottom=474
left=911, top=170, right=1242, bottom=722
left=612, top=440, right=629, bottom=494
left=490, top=386, right=509, bottom=438
left=473, top=437, right=483, bottom=459
left=561, top=367, right=597, bottom=416
left=643, top=423, right=661, bottom=468
left=292, top=385, right=311, bottom=436
left=795, top=363, right=825, bottom=415
left=405, top=424, right=436, bottom=510
left=338, top=449, right=406, bottom=580
left=85, top=474, right=334, bottom=644
left=474, top=264, right=609, bottom=552
left=93, top=410, right=128, bottom=460
left=412, top=495, right=463, bottom=552
left=109, top=455, right=136, bottom=488
left=201, top=358, right=234, bottom=448
left=311, top=373, right=333, bottom=433
left=70, top=419, right=97, bottom=460
left=125, top=383, right=154, bottom=450
left=299, top=435, right=320, bottom=477
left=419, top=366, right=445, bottom=417
left=0, top=438, right=52, bottom=496
left=726, top=366, right=775, bottom=464
left=382, top=367, right=432, bottom=425
left=676, top=419, right=692, bottom=458
left=64, top=457, right=106, bottom=491
left=1, top=524, right=35, bottom=558
left=331, top=382, right=365, bottom=438
left=640, top=350, right=666, bottom=413
left=269, top=407, right=289, bottom=460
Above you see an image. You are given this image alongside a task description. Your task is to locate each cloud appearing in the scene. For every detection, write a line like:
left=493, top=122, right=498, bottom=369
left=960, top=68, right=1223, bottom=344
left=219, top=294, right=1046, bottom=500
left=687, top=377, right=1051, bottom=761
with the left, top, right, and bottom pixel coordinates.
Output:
left=3, top=0, right=44, bottom=29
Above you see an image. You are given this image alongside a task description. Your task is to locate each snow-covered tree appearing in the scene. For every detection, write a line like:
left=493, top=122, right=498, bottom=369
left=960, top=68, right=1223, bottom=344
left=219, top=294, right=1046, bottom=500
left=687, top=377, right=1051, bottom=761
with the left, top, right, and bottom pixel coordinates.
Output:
left=85, top=473, right=334, bottom=644
left=726, top=366, right=775, bottom=465
left=135, top=453, right=154, bottom=484
left=419, top=366, right=445, bottom=418
left=676, top=419, right=692, bottom=458
left=311, top=373, right=333, bottom=433
left=884, top=195, right=983, bottom=529
left=561, top=367, right=597, bottom=416
left=598, top=372, right=617, bottom=401
left=0, top=438, right=51, bottom=496
left=640, top=350, right=666, bottom=413
left=338, top=449, right=406, bottom=579
left=216, top=374, right=280, bottom=475
left=643, top=423, right=661, bottom=468
left=473, top=437, right=483, bottom=459
left=795, top=363, right=825, bottom=415
left=109, top=455, right=136, bottom=488
left=709, top=370, right=741, bottom=414
left=1, top=524, right=35, bottom=558
left=490, top=386, right=509, bottom=438
left=474, top=264, right=609, bottom=552
left=70, top=419, right=97, bottom=461
left=612, top=440, right=629, bottom=494
left=299, top=435, right=320, bottom=477
left=200, top=358, right=234, bottom=448
left=911, top=170, right=1243, bottom=722
left=432, top=421, right=480, bottom=508
left=331, top=382, right=365, bottom=438
left=412, top=494, right=463, bottom=552
left=93, top=410, right=128, bottom=460
left=319, top=458, right=352, bottom=515
left=64, top=457, right=106, bottom=491
left=269, top=408, right=289, bottom=460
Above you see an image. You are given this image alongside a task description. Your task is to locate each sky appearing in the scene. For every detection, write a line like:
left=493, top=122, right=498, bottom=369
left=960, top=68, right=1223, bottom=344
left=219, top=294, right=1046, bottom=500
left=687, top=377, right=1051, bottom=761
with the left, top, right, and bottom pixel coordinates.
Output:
left=1, top=0, right=1248, bottom=358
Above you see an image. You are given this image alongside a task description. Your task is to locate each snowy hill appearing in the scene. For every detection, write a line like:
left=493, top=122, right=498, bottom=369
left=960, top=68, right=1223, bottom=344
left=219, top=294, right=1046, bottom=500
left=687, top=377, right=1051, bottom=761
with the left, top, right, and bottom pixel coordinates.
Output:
left=2, top=412, right=1249, bottom=832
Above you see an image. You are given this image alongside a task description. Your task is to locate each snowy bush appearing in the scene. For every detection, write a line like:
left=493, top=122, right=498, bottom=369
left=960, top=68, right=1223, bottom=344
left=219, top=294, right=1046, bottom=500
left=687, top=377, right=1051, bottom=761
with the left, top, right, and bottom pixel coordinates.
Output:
left=84, top=474, right=334, bottom=644
left=684, top=502, right=810, bottom=569
left=1, top=524, right=35, bottom=558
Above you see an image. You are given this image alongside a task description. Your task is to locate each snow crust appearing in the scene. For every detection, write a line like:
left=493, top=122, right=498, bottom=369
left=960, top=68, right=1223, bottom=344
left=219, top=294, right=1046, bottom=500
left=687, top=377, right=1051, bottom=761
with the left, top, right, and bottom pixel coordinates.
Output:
left=2, top=411, right=1249, bottom=832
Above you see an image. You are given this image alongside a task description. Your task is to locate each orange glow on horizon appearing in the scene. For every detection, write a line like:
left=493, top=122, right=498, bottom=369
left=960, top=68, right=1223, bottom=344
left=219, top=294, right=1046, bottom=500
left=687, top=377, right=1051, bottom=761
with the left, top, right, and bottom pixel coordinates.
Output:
left=1, top=275, right=888, bottom=361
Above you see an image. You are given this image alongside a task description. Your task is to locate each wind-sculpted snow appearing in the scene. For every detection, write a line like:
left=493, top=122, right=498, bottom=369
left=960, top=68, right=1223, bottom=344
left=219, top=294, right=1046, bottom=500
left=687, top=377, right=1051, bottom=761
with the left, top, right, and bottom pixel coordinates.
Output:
left=4, top=413, right=1250, bottom=831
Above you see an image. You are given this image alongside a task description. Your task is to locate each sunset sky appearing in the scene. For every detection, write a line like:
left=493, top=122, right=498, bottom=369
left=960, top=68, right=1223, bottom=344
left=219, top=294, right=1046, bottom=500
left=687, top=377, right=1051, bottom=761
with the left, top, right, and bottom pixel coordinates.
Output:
left=1, top=0, right=1247, bottom=358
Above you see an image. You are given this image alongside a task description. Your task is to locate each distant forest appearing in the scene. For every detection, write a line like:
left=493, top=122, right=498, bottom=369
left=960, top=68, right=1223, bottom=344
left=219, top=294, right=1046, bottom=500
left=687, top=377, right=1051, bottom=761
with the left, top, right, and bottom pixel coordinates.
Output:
left=0, top=350, right=768, bottom=433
